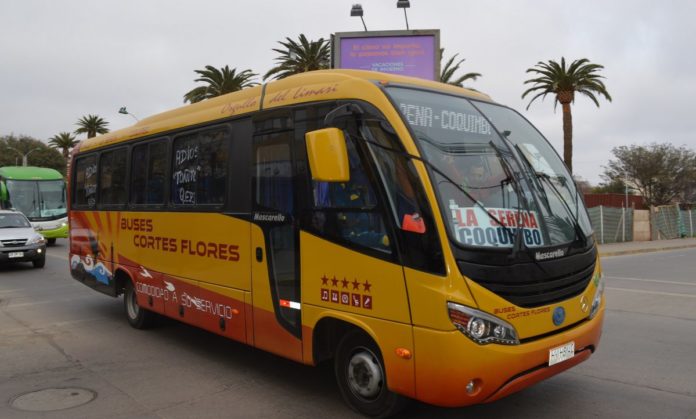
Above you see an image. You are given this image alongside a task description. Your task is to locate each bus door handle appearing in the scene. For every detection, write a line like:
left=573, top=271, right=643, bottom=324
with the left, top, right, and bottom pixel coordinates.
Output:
left=255, top=247, right=263, bottom=262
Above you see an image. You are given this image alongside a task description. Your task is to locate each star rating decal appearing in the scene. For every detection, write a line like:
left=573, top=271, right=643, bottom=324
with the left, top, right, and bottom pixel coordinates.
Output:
left=320, top=274, right=373, bottom=310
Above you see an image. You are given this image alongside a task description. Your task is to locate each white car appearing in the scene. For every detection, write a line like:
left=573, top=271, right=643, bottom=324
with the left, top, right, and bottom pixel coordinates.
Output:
left=0, top=210, right=47, bottom=268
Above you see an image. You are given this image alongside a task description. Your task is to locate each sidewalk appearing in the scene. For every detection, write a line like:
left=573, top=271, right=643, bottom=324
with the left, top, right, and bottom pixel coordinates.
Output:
left=598, top=237, right=696, bottom=257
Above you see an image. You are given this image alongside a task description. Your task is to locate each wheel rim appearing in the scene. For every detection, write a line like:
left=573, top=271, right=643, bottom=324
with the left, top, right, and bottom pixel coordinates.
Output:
left=126, top=286, right=139, bottom=320
left=347, top=347, right=384, bottom=400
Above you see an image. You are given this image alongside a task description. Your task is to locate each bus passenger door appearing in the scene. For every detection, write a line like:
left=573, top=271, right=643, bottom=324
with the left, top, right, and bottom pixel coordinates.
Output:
left=250, top=116, right=304, bottom=363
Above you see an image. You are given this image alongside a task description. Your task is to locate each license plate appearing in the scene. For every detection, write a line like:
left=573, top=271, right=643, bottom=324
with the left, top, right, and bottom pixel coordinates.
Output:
left=548, top=341, right=575, bottom=366
left=9, top=252, right=24, bottom=258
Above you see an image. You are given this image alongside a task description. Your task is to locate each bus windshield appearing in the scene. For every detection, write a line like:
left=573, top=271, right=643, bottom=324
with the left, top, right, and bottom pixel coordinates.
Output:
left=6, top=180, right=67, bottom=220
left=387, top=87, right=592, bottom=249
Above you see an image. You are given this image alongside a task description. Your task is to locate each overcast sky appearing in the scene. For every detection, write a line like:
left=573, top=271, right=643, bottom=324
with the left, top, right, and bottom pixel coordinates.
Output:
left=2, top=0, right=695, bottom=184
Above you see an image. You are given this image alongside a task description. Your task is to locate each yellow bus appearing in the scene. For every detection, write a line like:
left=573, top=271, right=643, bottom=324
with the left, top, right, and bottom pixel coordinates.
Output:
left=69, top=69, right=604, bottom=417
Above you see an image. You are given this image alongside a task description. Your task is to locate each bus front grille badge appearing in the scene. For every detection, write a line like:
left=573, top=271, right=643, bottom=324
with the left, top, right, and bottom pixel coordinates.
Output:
left=552, top=307, right=566, bottom=326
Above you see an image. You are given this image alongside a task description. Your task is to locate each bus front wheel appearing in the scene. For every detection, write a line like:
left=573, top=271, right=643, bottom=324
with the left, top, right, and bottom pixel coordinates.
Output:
left=124, top=280, right=158, bottom=329
left=334, top=330, right=407, bottom=418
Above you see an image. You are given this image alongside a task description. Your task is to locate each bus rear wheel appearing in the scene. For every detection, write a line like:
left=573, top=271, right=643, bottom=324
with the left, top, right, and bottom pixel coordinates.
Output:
left=334, top=330, right=407, bottom=418
left=124, top=280, right=158, bottom=329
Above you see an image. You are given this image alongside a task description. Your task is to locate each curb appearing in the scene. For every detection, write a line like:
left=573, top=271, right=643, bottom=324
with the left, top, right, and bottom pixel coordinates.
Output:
left=599, top=243, right=696, bottom=257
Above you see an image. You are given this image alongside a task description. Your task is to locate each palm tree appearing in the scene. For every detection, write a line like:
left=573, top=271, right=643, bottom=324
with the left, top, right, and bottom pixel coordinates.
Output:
left=439, top=48, right=481, bottom=87
left=48, top=132, right=79, bottom=160
left=75, top=114, right=110, bottom=138
left=263, top=34, right=330, bottom=81
left=522, top=57, right=612, bottom=173
left=183, top=66, right=258, bottom=104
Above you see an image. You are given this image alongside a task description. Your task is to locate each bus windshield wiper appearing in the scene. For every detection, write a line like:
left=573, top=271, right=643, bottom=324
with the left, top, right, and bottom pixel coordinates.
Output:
left=513, top=144, right=586, bottom=247
left=487, top=140, right=528, bottom=259
left=414, top=136, right=519, bottom=245
left=535, top=172, right=588, bottom=247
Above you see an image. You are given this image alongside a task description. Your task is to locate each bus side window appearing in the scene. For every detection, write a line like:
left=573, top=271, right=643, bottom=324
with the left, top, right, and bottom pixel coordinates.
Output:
left=99, top=148, right=127, bottom=205
left=130, top=140, right=167, bottom=205
left=74, top=155, right=97, bottom=208
left=364, top=121, right=446, bottom=274
left=309, top=133, right=391, bottom=254
left=171, top=128, right=229, bottom=206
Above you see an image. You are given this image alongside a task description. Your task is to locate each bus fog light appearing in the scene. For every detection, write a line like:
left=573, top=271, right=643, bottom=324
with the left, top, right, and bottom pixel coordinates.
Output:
left=37, top=248, right=43, bottom=254
left=466, top=380, right=476, bottom=394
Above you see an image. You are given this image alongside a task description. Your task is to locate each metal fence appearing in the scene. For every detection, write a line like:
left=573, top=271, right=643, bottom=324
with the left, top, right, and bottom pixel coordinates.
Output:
left=588, top=206, right=634, bottom=244
left=683, top=209, right=696, bottom=237
left=587, top=204, right=695, bottom=242
left=651, top=205, right=694, bottom=239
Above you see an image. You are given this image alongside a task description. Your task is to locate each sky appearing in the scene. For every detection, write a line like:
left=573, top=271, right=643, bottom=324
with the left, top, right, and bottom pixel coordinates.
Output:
left=1, top=0, right=695, bottom=184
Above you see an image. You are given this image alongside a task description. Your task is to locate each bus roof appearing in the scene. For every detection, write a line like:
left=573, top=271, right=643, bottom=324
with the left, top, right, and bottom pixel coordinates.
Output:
left=0, top=166, right=64, bottom=180
left=78, top=69, right=494, bottom=153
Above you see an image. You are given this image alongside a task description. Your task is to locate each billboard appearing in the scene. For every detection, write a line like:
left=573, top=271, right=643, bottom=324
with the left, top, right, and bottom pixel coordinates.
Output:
left=332, top=30, right=440, bottom=81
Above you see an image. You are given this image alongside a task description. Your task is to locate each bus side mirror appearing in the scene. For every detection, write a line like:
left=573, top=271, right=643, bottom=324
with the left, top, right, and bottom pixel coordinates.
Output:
left=0, top=182, right=7, bottom=202
left=305, top=128, right=350, bottom=182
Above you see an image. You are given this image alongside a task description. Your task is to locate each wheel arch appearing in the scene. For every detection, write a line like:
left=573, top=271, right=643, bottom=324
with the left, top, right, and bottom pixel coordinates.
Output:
left=113, top=267, right=132, bottom=297
left=311, top=315, right=380, bottom=366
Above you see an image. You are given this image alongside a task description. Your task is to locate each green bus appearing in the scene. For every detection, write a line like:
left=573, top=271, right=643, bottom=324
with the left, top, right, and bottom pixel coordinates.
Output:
left=0, top=166, right=68, bottom=244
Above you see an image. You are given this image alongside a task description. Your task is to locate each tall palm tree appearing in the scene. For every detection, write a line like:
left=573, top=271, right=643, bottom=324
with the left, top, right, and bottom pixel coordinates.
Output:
left=522, top=57, right=612, bottom=173
left=263, top=34, right=330, bottom=81
left=75, top=114, right=110, bottom=138
left=439, top=48, right=481, bottom=87
left=183, top=65, right=258, bottom=104
left=48, top=132, right=79, bottom=160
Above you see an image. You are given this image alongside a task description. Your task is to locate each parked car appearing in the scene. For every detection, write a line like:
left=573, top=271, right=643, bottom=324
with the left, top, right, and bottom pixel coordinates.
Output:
left=0, top=210, right=47, bottom=268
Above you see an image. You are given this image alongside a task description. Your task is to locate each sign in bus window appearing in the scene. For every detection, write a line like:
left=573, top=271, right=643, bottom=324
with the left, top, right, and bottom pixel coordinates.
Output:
left=449, top=203, right=544, bottom=248
left=74, top=155, right=97, bottom=207
left=172, top=129, right=228, bottom=205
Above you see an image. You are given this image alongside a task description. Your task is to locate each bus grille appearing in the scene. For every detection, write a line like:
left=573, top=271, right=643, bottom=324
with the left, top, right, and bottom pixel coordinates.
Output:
left=457, top=249, right=596, bottom=308
left=1, top=239, right=27, bottom=248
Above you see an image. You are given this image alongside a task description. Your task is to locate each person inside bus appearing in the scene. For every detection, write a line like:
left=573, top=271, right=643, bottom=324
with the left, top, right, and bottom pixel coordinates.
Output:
left=312, top=136, right=389, bottom=251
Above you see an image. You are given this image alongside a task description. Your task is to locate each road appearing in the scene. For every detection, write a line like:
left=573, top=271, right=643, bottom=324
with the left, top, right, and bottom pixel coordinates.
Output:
left=1, top=241, right=695, bottom=418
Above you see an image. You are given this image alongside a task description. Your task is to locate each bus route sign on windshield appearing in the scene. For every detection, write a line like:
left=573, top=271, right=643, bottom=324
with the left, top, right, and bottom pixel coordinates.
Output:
left=449, top=203, right=544, bottom=248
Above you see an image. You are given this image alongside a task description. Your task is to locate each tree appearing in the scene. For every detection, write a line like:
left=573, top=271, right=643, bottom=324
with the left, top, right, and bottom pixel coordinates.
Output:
left=592, top=178, right=631, bottom=194
left=183, top=65, right=258, bottom=104
left=602, top=143, right=696, bottom=207
left=0, top=134, right=66, bottom=174
left=75, top=114, right=110, bottom=138
left=439, top=48, right=481, bottom=87
left=572, top=175, right=594, bottom=194
left=263, top=34, right=330, bottom=81
left=522, top=57, right=612, bottom=173
left=48, top=132, right=79, bottom=160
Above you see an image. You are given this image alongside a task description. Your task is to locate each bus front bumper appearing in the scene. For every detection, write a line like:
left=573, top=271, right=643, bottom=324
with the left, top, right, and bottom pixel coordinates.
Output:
left=412, top=306, right=604, bottom=407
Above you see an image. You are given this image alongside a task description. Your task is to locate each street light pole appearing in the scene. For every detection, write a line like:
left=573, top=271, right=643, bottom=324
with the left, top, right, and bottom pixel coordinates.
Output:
left=350, top=4, right=367, bottom=31
left=118, top=106, right=140, bottom=122
left=7, top=146, right=41, bottom=166
left=397, top=0, right=410, bottom=30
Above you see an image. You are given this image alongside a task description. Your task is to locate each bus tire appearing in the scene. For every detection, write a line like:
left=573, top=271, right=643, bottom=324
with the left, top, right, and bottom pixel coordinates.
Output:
left=334, top=330, right=407, bottom=418
left=124, top=280, right=157, bottom=329
left=47, top=238, right=56, bottom=245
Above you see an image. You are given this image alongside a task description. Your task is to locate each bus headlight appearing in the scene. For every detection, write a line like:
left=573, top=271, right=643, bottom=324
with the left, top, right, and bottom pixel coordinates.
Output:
left=447, top=302, right=519, bottom=345
left=589, top=273, right=605, bottom=320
